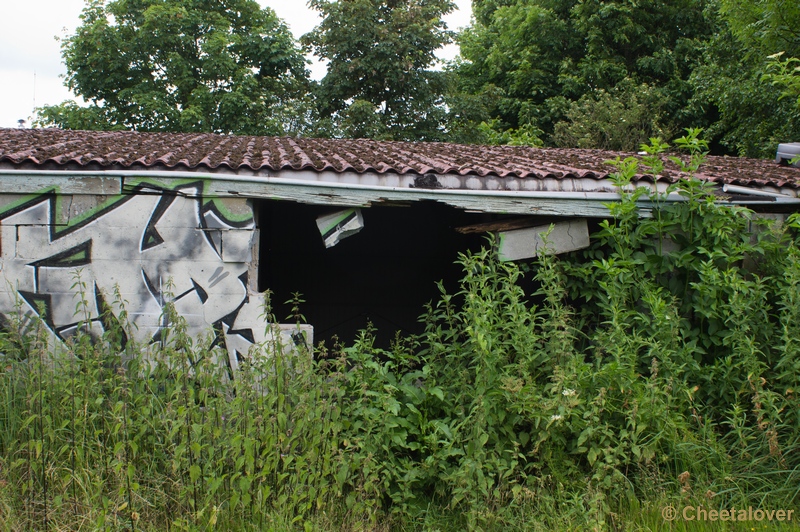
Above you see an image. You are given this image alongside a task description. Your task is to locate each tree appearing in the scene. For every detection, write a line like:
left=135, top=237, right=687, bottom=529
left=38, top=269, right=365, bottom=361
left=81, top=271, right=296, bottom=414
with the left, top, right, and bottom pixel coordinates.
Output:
left=688, top=1, right=800, bottom=157
left=718, top=0, right=800, bottom=58
left=454, top=0, right=581, bottom=135
left=39, top=0, right=311, bottom=135
left=303, top=0, right=455, bottom=141
left=453, top=0, right=712, bottom=146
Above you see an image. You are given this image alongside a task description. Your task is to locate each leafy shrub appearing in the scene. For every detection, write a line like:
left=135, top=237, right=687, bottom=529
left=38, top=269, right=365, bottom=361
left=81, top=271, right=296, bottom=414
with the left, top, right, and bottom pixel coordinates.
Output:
left=552, top=80, right=671, bottom=151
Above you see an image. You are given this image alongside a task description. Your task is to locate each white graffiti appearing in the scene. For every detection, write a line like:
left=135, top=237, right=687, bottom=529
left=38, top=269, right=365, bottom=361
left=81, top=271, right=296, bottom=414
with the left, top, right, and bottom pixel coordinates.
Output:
left=0, top=183, right=308, bottom=372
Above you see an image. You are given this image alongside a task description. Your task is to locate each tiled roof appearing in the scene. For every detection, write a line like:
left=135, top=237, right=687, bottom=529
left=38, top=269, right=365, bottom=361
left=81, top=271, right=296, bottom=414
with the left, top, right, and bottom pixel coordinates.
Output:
left=1, top=128, right=799, bottom=189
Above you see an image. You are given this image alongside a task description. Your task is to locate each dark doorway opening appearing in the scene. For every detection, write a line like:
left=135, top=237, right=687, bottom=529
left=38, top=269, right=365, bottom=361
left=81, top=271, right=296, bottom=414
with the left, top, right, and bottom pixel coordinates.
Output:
left=258, top=200, right=491, bottom=349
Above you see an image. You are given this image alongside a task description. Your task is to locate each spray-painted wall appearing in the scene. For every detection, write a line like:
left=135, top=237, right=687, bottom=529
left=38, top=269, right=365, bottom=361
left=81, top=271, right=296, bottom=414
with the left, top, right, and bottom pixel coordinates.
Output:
left=0, top=175, right=309, bottom=373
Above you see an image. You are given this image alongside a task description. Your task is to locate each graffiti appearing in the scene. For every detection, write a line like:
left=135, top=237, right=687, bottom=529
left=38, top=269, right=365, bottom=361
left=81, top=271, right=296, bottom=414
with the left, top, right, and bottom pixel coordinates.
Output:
left=0, top=181, right=304, bottom=373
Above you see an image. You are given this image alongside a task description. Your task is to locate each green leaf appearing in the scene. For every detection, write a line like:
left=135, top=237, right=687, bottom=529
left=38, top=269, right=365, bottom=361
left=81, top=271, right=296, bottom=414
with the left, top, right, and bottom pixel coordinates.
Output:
left=189, top=464, right=201, bottom=483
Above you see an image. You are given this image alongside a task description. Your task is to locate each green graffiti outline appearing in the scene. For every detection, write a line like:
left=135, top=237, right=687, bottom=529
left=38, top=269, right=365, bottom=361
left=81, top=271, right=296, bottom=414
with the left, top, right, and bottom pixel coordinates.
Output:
left=320, top=209, right=356, bottom=234
left=0, top=177, right=254, bottom=229
left=0, top=187, right=59, bottom=216
left=125, top=177, right=253, bottom=225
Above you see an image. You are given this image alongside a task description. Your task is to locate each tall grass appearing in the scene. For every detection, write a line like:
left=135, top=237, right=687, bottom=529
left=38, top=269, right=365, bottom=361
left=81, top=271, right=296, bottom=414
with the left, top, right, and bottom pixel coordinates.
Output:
left=0, top=289, right=350, bottom=530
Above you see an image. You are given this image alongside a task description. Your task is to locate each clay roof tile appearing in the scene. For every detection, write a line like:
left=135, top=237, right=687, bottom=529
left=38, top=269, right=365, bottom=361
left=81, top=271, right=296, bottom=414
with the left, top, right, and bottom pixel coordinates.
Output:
left=1, top=128, right=800, bottom=190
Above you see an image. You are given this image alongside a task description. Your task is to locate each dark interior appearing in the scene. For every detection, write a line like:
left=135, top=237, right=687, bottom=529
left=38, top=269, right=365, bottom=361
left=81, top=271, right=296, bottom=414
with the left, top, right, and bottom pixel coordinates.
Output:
left=257, top=200, right=492, bottom=349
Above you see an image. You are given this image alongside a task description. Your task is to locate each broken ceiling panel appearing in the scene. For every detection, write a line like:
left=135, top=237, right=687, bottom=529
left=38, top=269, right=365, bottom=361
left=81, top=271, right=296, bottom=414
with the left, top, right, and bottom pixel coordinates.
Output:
left=316, top=208, right=365, bottom=248
left=497, top=219, right=590, bottom=261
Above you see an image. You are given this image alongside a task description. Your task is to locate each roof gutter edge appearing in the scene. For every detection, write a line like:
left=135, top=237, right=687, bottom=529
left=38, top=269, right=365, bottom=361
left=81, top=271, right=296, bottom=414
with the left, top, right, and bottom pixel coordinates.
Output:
left=0, top=168, right=797, bottom=206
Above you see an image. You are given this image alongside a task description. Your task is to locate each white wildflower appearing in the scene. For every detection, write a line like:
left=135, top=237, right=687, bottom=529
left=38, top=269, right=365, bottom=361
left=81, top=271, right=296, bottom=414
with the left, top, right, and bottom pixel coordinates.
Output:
left=562, top=388, right=577, bottom=397
left=550, top=414, right=563, bottom=422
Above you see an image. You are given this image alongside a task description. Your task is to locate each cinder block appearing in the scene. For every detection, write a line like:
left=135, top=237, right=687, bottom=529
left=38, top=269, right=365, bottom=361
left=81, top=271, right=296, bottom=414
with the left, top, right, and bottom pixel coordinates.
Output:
left=221, top=229, right=254, bottom=263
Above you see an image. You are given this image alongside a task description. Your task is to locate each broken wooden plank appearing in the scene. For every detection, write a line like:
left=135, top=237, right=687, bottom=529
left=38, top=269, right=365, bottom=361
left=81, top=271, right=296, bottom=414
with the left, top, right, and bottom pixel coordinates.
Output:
left=201, top=180, right=622, bottom=217
left=455, top=217, right=561, bottom=234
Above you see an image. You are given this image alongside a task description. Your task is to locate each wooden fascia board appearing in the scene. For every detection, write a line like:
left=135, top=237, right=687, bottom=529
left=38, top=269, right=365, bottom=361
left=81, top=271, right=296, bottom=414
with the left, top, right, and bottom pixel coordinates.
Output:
left=1, top=169, right=799, bottom=217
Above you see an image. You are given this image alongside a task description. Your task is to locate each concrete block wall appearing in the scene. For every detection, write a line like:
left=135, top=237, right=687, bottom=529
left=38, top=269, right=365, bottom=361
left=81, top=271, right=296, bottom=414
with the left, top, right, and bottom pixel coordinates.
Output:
left=0, top=177, right=310, bottom=373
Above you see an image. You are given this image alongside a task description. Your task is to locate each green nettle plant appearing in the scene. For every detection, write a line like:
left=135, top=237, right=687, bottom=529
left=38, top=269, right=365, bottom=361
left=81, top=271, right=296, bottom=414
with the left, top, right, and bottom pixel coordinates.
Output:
left=0, top=130, right=799, bottom=530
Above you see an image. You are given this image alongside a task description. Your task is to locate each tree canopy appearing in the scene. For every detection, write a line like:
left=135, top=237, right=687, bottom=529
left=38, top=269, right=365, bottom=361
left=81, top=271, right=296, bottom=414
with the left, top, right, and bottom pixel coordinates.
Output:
left=36, top=0, right=800, bottom=157
left=451, top=0, right=713, bottom=149
left=302, top=0, right=455, bottom=140
left=39, top=0, right=311, bottom=135
left=686, top=0, right=800, bottom=157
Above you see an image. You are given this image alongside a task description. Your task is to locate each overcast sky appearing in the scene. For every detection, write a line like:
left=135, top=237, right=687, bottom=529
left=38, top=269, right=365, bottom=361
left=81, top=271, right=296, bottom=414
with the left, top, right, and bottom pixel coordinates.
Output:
left=0, top=0, right=472, bottom=129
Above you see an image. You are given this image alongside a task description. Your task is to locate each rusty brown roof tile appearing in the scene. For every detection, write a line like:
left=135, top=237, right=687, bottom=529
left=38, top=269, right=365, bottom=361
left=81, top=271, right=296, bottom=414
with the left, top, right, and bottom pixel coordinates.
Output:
left=2, top=128, right=800, bottom=189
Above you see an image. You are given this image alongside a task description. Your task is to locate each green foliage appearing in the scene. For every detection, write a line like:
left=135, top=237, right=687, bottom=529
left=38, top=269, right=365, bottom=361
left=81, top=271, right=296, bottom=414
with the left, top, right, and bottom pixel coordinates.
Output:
left=687, top=2, right=800, bottom=157
left=476, top=119, right=544, bottom=147
left=34, top=101, right=125, bottom=131
left=568, top=0, right=710, bottom=87
left=452, top=0, right=711, bottom=143
left=552, top=80, right=672, bottom=151
left=38, top=0, right=310, bottom=135
left=718, top=0, right=800, bottom=58
left=338, top=99, right=390, bottom=140
left=0, top=282, right=346, bottom=529
left=454, top=0, right=579, bottom=134
left=30, top=0, right=800, bottom=154
left=764, top=52, right=800, bottom=109
left=303, top=0, right=455, bottom=141
left=454, top=0, right=800, bottom=156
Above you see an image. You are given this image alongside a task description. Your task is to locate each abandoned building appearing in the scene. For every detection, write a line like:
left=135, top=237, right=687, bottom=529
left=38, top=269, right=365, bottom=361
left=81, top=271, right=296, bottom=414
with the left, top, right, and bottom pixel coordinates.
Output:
left=1, top=128, right=799, bottom=364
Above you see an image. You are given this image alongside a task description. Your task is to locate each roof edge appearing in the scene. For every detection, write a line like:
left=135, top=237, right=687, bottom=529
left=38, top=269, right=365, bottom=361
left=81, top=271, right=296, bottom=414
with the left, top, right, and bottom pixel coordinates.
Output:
left=1, top=168, right=798, bottom=205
